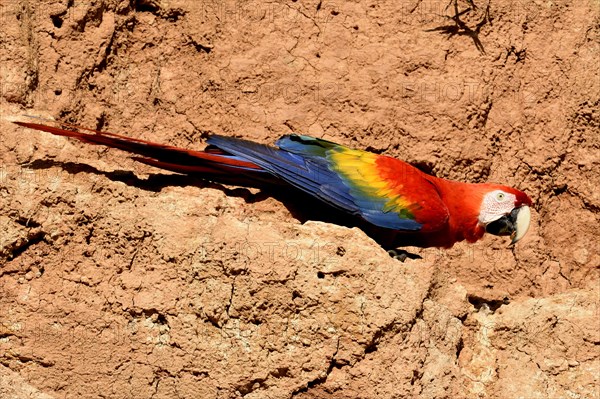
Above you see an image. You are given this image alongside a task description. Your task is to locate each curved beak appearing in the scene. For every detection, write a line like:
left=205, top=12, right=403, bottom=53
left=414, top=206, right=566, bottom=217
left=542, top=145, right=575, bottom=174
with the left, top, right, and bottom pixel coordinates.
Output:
left=485, top=205, right=531, bottom=245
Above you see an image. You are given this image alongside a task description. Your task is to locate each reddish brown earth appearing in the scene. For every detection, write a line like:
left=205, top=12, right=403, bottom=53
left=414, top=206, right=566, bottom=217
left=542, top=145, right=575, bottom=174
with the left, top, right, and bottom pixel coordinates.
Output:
left=0, top=0, right=599, bottom=398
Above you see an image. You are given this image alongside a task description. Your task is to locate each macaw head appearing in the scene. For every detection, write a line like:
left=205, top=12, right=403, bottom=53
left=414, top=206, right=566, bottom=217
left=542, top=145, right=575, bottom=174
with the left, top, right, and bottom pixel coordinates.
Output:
left=478, top=186, right=533, bottom=244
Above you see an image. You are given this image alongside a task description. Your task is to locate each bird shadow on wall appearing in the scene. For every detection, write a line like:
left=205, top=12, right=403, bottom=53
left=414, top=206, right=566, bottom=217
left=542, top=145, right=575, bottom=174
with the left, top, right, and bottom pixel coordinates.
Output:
left=25, top=159, right=421, bottom=260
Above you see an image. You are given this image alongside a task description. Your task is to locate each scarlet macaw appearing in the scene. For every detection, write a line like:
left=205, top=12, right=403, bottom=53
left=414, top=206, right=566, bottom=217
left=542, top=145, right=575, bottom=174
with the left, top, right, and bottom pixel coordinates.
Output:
left=11, top=117, right=532, bottom=249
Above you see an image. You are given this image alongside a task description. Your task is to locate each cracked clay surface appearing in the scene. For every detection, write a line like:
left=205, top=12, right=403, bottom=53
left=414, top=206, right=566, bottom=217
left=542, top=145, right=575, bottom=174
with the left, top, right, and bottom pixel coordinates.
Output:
left=0, top=0, right=598, bottom=398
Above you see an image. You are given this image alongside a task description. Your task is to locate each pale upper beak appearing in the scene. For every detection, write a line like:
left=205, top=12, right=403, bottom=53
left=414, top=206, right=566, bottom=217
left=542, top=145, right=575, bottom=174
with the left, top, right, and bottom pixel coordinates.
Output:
left=485, top=205, right=531, bottom=245
left=510, top=205, right=531, bottom=244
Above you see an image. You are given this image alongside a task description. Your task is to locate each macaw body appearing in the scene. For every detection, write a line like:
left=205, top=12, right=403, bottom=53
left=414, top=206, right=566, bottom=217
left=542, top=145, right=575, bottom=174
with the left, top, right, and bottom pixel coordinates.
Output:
left=11, top=117, right=532, bottom=249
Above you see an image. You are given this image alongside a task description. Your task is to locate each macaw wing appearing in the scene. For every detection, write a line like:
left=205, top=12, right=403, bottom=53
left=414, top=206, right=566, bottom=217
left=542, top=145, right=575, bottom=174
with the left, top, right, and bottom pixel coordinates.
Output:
left=207, top=134, right=448, bottom=231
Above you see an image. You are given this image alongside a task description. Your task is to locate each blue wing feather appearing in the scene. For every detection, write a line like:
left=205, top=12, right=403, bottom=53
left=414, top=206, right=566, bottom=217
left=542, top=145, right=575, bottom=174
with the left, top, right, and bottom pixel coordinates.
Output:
left=207, top=135, right=422, bottom=230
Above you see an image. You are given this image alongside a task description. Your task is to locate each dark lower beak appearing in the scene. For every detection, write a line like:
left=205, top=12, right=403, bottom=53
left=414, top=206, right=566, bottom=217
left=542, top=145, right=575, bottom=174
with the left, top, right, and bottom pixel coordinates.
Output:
left=485, top=206, right=531, bottom=245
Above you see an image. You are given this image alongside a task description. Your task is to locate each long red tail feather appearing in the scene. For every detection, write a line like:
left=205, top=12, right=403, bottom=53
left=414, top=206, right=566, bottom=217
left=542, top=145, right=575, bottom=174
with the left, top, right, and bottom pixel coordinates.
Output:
left=11, top=117, right=270, bottom=184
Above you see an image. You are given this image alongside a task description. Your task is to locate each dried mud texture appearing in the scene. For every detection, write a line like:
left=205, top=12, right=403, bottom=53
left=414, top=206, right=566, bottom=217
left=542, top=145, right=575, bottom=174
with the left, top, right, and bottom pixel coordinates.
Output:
left=0, top=0, right=598, bottom=398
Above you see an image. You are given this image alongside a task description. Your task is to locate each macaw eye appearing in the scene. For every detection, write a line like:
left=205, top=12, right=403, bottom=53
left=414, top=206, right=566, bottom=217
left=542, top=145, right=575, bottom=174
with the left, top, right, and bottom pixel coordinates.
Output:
left=496, top=192, right=506, bottom=201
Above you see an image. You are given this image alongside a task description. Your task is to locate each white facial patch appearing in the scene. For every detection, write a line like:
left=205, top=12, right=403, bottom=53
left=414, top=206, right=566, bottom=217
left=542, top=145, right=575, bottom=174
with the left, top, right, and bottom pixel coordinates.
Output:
left=479, top=190, right=517, bottom=224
